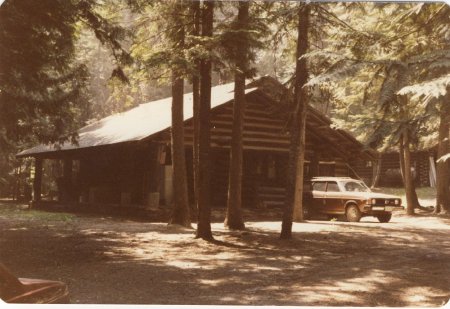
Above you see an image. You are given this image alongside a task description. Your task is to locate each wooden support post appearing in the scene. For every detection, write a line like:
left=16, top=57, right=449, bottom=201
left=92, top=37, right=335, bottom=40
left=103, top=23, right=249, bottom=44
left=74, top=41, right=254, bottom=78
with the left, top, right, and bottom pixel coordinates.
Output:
left=142, top=146, right=150, bottom=206
left=147, top=144, right=163, bottom=207
left=62, top=159, right=73, bottom=202
left=33, top=158, right=43, bottom=204
left=79, top=159, right=88, bottom=203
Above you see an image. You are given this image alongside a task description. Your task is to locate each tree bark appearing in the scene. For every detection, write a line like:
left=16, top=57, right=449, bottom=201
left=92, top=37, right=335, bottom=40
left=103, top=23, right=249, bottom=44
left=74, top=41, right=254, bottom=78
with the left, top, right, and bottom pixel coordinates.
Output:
left=371, top=156, right=382, bottom=189
left=196, top=1, right=214, bottom=240
left=436, top=94, right=450, bottom=213
left=13, top=165, right=20, bottom=201
left=280, top=4, right=310, bottom=239
left=401, top=130, right=416, bottom=216
left=191, top=0, right=201, bottom=217
left=399, top=133, right=421, bottom=210
left=225, top=1, right=249, bottom=230
left=170, top=72, right=191, bottom=227
left=32, top=158, right=42, bottom=205
left=169, top=4, right=191, bottom=227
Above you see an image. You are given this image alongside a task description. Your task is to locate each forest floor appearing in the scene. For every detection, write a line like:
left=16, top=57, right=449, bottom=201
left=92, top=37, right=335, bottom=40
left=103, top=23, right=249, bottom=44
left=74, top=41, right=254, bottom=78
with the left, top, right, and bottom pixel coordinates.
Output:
left=0, top=199, right=449, bottom=306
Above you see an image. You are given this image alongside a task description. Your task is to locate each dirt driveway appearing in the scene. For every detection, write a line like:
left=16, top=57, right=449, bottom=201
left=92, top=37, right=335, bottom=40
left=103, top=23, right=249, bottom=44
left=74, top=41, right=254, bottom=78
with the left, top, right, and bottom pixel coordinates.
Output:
left=0, top=202, right=449, bottom=306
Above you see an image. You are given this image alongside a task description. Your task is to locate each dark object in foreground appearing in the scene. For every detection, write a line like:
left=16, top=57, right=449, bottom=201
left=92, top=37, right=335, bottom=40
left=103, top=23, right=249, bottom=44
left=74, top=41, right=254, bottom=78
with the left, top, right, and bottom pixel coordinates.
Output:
left=0, top=263, right=69, bottom=304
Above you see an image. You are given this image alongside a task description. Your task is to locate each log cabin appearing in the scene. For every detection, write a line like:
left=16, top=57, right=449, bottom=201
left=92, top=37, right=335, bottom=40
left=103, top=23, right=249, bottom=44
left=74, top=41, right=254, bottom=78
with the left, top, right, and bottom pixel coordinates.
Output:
left=17, top=76, right=377, bottom=212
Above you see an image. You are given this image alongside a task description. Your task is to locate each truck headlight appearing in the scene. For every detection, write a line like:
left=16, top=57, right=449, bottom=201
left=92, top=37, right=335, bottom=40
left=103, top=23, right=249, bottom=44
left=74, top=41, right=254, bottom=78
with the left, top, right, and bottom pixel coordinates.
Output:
left=370, top=198, right=376, bottom=205
left=395, top=199, right=400, bottom=205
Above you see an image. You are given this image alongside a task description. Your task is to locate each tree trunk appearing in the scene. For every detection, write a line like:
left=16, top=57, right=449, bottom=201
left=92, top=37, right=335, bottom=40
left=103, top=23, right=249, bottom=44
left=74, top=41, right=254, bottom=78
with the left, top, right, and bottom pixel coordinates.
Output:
left=170, top=71, right=191, bottom=227
left=32, top=158, right=42, bottom=205
left=399, top=141, right=406, bottom=183
left=436, top=95, right=450, bottom=213
left=169, top=4, right=191, bottom=227
left=399, top=133, right=421, bottom=210
left=225, top=1, right=249, bottom=230
left=371, top=157, right=382, bottom=189
left=191, top=0, right=201, bottom=217
left=280, top=4, right=310, bottom=239
left=196, top=1, right=214, bottom=240
left=401, top=130, right=416, bottom=215
left=13, top=166, right=20, bottom=201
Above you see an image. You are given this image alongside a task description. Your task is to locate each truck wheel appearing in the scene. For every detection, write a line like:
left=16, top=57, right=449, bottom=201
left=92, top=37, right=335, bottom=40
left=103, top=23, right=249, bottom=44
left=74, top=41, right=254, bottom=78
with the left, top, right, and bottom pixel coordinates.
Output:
left=377, top=213, right=392, bottom=223
left=346, top=205, right=361, bottom=222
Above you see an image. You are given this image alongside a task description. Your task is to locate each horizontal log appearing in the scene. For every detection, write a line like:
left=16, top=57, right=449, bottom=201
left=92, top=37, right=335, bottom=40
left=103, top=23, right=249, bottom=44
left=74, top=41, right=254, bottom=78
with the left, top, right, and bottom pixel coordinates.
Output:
left=183, top=141, right=290, bottom=153
left=212, top=120, right=284, bottom=130
left=222, top=106, right=273, bottom=117
left=213, top=113, right=285, bottom=125
left=184, top=128, right=290, bottom=142
left=184, top=133, right=290, bottom=145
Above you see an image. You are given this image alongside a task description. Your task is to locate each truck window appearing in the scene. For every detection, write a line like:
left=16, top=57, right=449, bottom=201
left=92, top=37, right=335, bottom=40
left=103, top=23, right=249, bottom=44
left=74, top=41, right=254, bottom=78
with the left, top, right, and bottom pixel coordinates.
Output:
left=312, top=182, right=326, bottom=191
left=326, top=182, right=340, bottom=192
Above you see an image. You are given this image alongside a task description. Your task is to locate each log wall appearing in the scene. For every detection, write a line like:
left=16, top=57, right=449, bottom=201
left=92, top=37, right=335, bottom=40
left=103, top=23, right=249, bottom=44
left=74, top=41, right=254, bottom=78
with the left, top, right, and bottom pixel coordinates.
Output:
left=378, top=151, right=431, bottom=187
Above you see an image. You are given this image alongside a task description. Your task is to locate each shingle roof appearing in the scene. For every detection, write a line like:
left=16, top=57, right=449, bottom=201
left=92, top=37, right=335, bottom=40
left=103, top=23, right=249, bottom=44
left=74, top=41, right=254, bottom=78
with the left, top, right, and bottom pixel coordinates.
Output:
left=17, top=82, right=257, bottom=157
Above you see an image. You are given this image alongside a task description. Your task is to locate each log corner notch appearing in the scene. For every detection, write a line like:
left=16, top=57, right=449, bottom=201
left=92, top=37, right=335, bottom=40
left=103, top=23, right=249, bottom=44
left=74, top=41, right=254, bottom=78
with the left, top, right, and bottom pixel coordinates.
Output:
left=31, top=157, right=43, bottom=208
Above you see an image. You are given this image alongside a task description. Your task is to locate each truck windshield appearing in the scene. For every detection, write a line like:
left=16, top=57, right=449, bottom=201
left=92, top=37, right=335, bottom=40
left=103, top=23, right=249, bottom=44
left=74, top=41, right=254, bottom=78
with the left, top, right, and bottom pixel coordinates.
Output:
left=342, top=181, right=370, bottom=192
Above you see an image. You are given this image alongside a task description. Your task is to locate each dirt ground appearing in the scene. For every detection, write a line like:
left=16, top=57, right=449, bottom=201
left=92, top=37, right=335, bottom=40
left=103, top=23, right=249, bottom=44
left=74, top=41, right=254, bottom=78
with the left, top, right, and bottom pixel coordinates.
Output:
left=0, top=201, right=449, bottom=306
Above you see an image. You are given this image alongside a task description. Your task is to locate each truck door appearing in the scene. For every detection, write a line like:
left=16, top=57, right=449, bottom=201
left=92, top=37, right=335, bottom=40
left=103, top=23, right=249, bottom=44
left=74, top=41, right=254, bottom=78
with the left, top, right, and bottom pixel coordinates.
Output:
left=325, top=181, right=344, bottom=214
left=311, top=181, right=326, bottom=213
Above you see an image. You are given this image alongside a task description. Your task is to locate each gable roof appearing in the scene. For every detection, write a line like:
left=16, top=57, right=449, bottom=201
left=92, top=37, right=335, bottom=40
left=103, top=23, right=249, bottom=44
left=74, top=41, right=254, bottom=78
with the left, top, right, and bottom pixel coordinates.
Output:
left=17, top=76, right=377, bottom=161
left=17, top=82, right=257, bottom=157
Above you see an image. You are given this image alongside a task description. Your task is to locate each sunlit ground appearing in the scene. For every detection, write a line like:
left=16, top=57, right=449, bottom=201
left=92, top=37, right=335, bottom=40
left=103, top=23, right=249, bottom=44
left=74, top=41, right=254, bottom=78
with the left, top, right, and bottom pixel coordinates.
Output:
left=0, top=199, right=449, bottom=306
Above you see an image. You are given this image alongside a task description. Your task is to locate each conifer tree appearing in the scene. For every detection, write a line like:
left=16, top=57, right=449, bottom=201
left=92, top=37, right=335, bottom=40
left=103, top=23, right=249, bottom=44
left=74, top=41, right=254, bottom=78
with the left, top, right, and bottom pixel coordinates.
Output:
left=196, top=1, right=215, bottom=240
left=302, top=3, right=450, bottom=215
left=168, top=1, right=191, bottom=227
left=191, top=1, right=201, bottom=218
left=223, top=1, right=249, bottom=230
left=280, top=3, right=310, bottom=239
left=0, top=0, right=130, bottom=195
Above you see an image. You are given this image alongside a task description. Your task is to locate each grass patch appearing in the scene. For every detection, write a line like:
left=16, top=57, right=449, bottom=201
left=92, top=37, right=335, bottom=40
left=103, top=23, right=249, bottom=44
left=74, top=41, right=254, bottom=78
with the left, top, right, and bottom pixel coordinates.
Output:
left=0, top=200, right=76, bottom=222
left=377, top=187, right=436, bottom=206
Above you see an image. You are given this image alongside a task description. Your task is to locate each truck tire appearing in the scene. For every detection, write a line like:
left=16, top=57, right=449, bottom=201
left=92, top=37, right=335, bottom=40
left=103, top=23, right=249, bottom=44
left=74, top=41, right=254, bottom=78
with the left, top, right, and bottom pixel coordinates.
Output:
left=377, top=213, right=392, bottom=223
left=346, top=204, right=362, bottom=222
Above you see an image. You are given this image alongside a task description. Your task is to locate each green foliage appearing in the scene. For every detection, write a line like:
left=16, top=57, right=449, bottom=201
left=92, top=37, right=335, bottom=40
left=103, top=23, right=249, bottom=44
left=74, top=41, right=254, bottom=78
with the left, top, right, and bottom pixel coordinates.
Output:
left=0, top=0, right=130, bottom=197
left=398, top=74, right=450, bottom=103
left=0, top=0, right=131, bottom=145
left=300, top=3, right=450, bottom=151
left=0, top=0, right=87, bottom=147
left=0, top=202, right=76, bottom=223
left=216, top=2, right=268, bottom=77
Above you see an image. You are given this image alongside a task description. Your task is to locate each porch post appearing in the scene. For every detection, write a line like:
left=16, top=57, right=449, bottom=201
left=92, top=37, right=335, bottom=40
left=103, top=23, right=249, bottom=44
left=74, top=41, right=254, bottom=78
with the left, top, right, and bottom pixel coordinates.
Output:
left=62, top=159, right=73, bottom=202
left=33, top=158, right=43, bottom=204
left=147, top=144, right=163, bottom=207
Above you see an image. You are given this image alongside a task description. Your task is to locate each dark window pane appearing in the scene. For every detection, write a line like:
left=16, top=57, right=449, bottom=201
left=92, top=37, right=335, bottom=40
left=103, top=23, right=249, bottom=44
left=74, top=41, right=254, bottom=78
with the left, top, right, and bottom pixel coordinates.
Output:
left=312, top=182, right=326, bottom=191
left=327, top=182, right=340, bottom=192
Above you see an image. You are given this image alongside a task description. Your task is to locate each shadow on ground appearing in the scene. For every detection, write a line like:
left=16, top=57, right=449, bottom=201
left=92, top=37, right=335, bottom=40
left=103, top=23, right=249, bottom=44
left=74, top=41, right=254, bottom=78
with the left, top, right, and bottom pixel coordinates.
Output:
left=0, top=201, right=449, bottom=306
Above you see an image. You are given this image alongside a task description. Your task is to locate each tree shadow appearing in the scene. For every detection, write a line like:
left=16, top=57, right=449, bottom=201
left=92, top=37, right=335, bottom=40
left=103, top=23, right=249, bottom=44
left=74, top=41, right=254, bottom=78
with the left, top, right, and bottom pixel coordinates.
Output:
left=1, top=202, right=449, bottom=306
